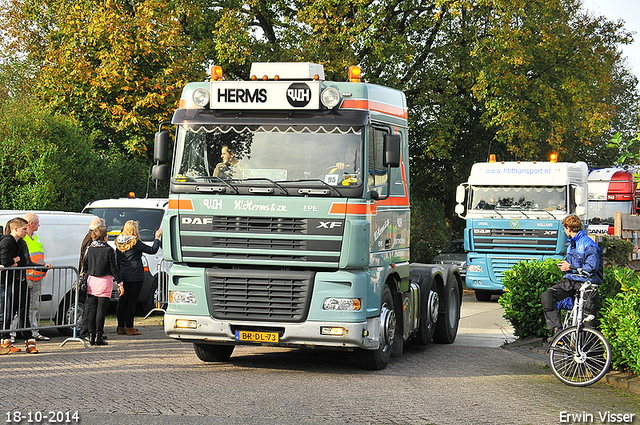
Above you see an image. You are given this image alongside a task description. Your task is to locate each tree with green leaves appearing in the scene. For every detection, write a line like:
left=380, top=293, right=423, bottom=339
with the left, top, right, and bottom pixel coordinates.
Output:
left=1, top=0, right=638, bottom=246
left=0, top=98, right=155, bottom=211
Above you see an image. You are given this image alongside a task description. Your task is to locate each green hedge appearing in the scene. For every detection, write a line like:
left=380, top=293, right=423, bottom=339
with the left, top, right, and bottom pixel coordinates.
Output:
left=498, top=259, right=563, bottom=338
left=499, top=260, right=640, bottom=375
left=599, top=269, right=640, bottom=374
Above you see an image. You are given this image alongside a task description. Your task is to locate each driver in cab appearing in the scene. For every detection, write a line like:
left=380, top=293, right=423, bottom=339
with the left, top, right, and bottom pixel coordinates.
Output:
left=327, top=143, right=361, bottom=185
left=213, top=145, right=244, bottom=179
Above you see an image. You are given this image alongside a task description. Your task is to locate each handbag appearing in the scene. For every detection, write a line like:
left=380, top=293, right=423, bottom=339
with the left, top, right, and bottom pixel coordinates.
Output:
left=78, top=272, right=88, bottom=294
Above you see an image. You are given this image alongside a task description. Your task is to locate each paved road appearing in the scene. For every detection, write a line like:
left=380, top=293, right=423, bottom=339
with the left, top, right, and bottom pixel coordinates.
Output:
left=1, top=294, right=637, bottom=425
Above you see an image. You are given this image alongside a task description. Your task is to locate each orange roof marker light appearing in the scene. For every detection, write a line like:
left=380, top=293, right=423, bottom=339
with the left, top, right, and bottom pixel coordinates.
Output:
left=549, top=153, right=558, bottom=163
left=348, top=66, right=361, bottom=83
left=211, top=65, right=223, bottom=81
left=128, top=192, right=136, bottom=198
left=489, top=154, right=496, bottom=163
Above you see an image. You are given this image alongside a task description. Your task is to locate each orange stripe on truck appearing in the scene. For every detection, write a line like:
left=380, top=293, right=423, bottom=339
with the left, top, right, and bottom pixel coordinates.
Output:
left=340, top=99, right=408, bottom=120
left=168, top=199, right=194, bottom=210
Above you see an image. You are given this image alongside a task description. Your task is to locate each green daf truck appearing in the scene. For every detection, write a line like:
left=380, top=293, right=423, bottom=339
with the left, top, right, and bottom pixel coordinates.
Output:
left=152, top=62, right=462, bottom=369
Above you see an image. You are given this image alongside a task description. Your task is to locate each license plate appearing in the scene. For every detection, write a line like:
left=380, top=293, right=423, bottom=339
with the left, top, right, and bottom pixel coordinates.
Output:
left=235, top=330, right=279, bottom=343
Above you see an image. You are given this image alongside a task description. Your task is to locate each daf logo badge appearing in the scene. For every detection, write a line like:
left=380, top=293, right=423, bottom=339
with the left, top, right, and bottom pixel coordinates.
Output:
left=510, top=220, right=520, bottom=229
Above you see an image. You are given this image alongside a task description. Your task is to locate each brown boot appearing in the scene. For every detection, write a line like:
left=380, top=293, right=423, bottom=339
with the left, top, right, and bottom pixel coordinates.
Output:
left=125, top=327, right=141, bottom=335
left=117, top=327, right=127, bottom=335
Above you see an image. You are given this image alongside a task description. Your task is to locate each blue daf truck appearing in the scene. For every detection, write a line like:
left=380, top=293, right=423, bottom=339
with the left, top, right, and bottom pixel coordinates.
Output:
left=455, top=159, right=588, bottom=301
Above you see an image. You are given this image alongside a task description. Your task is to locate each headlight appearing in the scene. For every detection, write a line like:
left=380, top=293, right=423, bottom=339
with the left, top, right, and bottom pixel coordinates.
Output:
left=323, top=298, right=361, bottom=311
left=192, top=87, right=210, bottom=108
left=175, top=319, right=198, bottom=329
left=169, top=291, right=197, bottom=304
left=320, top=87, right=340, bottom=108
left=467, top=265, right=483, bottom=272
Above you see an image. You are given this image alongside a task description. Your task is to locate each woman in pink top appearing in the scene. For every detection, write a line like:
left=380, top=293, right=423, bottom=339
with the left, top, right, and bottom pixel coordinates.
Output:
left=82, top=227, right=123, bottom=346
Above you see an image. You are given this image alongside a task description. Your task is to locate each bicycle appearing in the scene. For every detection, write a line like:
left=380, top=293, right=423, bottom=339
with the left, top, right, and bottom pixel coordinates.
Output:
left=548, top=268, right=611, bottom=387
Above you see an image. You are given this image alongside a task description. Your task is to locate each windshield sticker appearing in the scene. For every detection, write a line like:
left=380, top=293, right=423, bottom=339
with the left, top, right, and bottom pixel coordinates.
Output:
left=324, top=174, right=340, bottom=185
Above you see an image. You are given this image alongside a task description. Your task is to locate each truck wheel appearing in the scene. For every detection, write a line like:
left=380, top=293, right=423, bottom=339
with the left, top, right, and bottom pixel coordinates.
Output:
left=410, top=289, right=439, bottom=346
left=475, top=290, right=492, bottom=302
left=357, top=285, right=396, bottom=370
left=193, top=343, right=235, bottom=362
left=433, top=283, right=460, bottom=344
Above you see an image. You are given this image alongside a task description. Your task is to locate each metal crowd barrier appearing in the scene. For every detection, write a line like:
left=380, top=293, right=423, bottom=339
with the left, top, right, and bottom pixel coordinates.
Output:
left=144, top=260, right=172, bottom=319
left=0, top=265, right=87, bottom=348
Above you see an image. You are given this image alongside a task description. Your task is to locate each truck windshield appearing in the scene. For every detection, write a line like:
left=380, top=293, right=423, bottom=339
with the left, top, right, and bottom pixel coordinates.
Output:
left=469, top=186, right=567, bottom=212
left=173, top=124, right=363, bottom=187
left=588, top=200, right=633, bottom=226
left=83, top=208, right=164, bottom=241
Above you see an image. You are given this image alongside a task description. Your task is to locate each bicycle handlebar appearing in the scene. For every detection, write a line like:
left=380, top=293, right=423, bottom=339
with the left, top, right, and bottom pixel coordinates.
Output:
left=567, top=265, right=591, bottom=278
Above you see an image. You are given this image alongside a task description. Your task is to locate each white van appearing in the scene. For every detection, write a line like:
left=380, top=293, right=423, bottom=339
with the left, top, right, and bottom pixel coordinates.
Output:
left=0, top=210, right=97, bottom=336
left=82, top=198, right=168, bottom=313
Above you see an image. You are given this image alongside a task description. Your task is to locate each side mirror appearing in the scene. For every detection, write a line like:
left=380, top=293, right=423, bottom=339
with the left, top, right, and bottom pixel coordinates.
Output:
left=154, top=131, right=170, bottom=164
left=152, top=164, right=170, bottom=182
left=455, top=204, right=465, bottom=217
left=575, top=206, right=586, bottom=217
left=574, top=186, right=585, bottom=205
left=456, top=185, right=466, bottom=204
left=383, top=134, right=401, bottom=168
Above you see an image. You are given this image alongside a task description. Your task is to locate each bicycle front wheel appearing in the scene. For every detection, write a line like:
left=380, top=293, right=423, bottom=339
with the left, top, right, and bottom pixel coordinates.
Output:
left=549, top=326, right=611, bottom=387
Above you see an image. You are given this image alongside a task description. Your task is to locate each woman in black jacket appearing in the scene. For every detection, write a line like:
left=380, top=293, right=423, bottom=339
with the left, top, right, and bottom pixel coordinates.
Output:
left=83, top=226, right=122, bottom=346
left=115, top=220, right=162, bottom=336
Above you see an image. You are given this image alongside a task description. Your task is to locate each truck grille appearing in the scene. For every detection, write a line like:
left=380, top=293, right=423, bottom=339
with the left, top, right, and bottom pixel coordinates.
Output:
left=207, top=269, right=314, bottom=322
left=180, top=215, right=343, bottom=267
left=473, top=228, right=558, bottom=253
left=489, top=256, right=538, bottom=281
left=209, top=216, right=305, bottom=234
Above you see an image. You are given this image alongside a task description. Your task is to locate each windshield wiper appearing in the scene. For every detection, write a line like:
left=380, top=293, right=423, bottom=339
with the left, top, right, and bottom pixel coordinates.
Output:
left=492, top=209, right=504, bottom=218
left=243, top=178, right=290, bottom=196
left=284, top=179, right=342, bottom=197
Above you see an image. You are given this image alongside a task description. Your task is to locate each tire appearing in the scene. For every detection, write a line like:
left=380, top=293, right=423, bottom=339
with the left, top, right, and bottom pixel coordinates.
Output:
left=549, top=326, right=611, bottom=387
left=193, top=343, right=235, bottom=362
left=433, top=283, right=460, bottom=344
left=474, top=290, right=492, bottom=302
left=357, top=285, right=396, bottom=370
left=410, top=290, right=439, bottom=346
left=57, top=293, right=85, bottom=337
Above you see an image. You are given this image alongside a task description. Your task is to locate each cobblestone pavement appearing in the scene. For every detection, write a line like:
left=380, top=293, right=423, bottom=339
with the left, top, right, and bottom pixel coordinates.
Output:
left=1, top=309, right=638, bottom=425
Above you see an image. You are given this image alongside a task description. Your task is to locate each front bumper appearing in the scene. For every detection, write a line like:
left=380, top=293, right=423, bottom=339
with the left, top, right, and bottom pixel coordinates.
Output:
left=165, top=314, right=382, bottom=350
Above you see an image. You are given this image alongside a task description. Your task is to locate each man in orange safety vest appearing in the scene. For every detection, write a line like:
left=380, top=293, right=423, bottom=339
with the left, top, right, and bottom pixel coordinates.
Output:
left=24, top=213, right=50, bottom=341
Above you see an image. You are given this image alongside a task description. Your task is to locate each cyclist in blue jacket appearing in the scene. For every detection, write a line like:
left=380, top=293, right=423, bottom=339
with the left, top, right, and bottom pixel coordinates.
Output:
left=541, top=215, right=603, bottom=338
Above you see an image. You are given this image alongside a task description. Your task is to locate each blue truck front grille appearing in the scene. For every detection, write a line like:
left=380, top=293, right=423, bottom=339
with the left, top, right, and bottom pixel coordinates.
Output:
left=473, top=228, right=558, bottom=253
